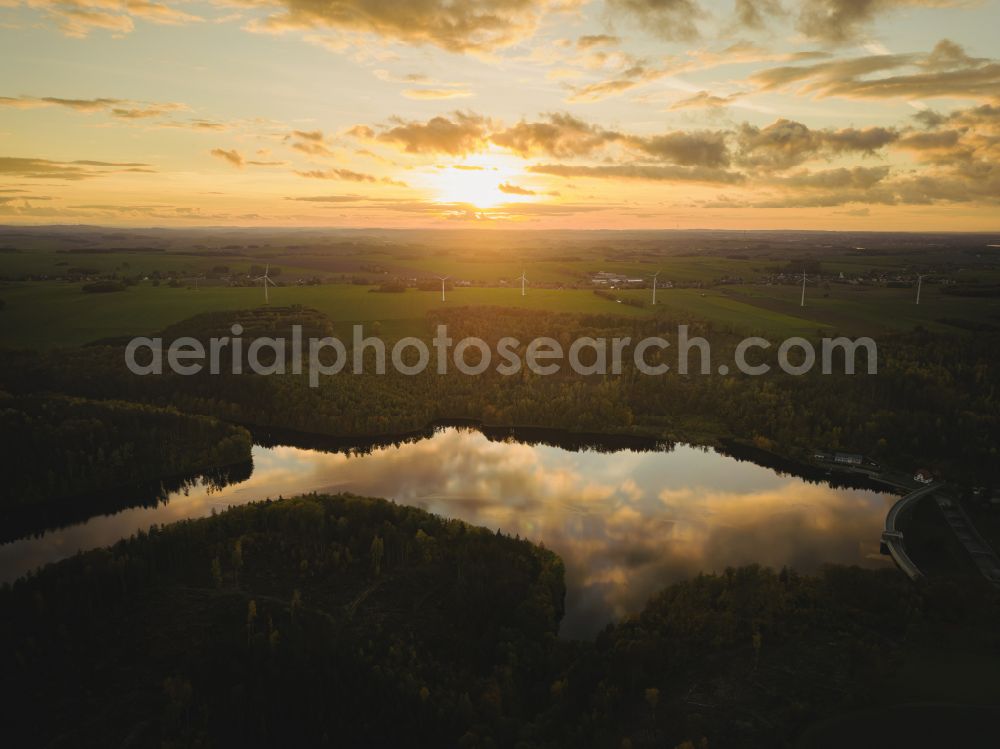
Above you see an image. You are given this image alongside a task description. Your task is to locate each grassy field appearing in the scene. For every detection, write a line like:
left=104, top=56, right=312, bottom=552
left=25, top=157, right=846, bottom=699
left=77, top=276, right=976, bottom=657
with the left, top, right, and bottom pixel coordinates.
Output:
left=3, top=232, right=999, bottom=349
left=2, top=276, right=998, bottom=349
left=722, top=283, right=1000, bottom=334
left=0, top=282, right=653, bottom=349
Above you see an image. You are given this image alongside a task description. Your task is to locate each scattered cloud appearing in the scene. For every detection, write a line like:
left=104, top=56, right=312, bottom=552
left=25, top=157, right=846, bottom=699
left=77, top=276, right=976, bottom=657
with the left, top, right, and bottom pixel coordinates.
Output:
left=248, top=0, right=567, bottom=53
left=565, top=63, right=669, bottom=103
left=795, top=0, right=962, bottom=45
left=498, top=182, right=536, bottom=195
left=24, top=0, right=202, bottom=39
left=294, top=167, right=407, bottom=187
left=285, top=194, right=370, bottom=202
left=0, top=156, right=153, bottom=180
left=0, top=94, right=186, bottom=118
left=210, top=148, right=244, bottom=168
left=402, top=88, right=474, bottom=100
left=733, top=0, right=785, bottom=30
left=491, top=113, right=621, bottom=158
left=629, top=130, right=731, bottom=168
left=735, top=119, right=898, bottom=169
left=669, top=91, right=742, bottom=110
left=576, top=34, right=620, bottom=49
left=753, top=40, right=1000, bottom=101
left=528, top=163, right=745, bottom=185
left=365, top=112, right=490, bottom=155
left=285, top=130, right=348, bottom=159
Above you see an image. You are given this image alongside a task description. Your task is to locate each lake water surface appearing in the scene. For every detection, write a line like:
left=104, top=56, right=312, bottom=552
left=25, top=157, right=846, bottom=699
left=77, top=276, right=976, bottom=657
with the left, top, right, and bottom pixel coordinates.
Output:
left=1, top=428, right=895, bottom=637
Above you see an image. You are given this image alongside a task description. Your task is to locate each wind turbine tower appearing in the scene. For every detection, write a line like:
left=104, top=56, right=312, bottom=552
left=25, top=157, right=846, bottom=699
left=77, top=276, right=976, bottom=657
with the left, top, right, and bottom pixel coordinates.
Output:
left=436, top=275, right=450, bottom=302
left=800, top=271, right=806, bottom=307
left=255, top=264, right=277, bottom=305
left=915, top=274, right=923, bottom=305
left=519, top=270, right=527, bottom=297
left=651, top=271, right=660, bottom=305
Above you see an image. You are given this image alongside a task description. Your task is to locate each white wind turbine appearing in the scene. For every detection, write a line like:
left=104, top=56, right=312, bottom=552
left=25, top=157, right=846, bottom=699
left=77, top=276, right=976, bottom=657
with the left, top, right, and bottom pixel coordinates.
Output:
left=800, top=270, right=807, bottom=307
left=255, top=264, right=278, bottom=304
left=519, top=269, right=527, bottom=297
left=436, top=275, right=450, bottom=302
left=650, top=271, right=660, bottom=305
left=915, top=274, right=923, bottom=305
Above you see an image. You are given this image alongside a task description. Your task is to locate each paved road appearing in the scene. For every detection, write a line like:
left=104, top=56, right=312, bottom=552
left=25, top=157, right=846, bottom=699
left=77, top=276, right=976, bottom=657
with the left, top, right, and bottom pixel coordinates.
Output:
left=881, top=483, right=940, bottom=580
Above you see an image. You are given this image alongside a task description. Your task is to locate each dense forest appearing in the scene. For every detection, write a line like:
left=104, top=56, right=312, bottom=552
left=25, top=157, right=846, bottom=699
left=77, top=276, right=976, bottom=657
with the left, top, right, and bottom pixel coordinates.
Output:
left=0, top=392, right=252, bottom=508
left=2, top=494, right=998, bottom=748
left=0, top=494, right=565, bottom=748
left=2, top=305, right=997, bottom=486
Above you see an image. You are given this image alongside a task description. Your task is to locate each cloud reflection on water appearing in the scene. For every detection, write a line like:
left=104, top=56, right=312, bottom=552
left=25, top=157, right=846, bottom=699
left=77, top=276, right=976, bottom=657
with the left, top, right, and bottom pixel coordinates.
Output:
left=0, top=429, right=894, bottom=637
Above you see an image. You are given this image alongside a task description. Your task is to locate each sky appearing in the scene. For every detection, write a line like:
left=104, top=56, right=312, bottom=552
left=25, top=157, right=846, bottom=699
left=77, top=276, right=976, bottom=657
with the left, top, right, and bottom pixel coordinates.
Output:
left=1, top=0, right=998, bottom=230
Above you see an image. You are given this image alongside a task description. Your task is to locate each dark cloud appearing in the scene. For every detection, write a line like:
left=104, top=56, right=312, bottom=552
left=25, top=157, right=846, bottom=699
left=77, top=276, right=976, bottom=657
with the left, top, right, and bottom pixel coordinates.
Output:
left=576, top=34, right=621, bottom=49
left=253, top=0, right=557, bottom=53
left=897, top=130, right=961, bottom=150
left=796, top=1, right=961, bottom=45
left=734, top=0, right=785, bottom=29
left=491, top=114, right=734, bottom=169
left=374, top=112, right=488, bottom=155
left=606, top=0, right=703, bottom=42
left=491, top=113, right=621, bottom=158
left=735, top=119, right=897, bottom=169
left=628, top=130, right=730, bottom=168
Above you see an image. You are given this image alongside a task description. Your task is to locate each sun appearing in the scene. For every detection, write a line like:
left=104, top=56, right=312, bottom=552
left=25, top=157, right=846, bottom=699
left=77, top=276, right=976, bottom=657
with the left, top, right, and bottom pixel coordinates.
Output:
left=425, top=154, right=538, bottom=209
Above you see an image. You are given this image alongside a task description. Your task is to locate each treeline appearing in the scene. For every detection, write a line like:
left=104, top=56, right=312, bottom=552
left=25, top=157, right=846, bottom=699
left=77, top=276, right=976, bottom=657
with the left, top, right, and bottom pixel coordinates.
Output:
left=2, top=495, right=998, bottom=747
left=2, top=305, right=998, bottom=486
left=0, top=392, right=252, bottom=508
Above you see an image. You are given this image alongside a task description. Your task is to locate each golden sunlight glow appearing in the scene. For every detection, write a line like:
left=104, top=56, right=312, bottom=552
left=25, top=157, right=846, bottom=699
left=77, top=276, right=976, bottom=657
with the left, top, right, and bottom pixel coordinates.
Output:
left=424, top=154, right=538, bottom=208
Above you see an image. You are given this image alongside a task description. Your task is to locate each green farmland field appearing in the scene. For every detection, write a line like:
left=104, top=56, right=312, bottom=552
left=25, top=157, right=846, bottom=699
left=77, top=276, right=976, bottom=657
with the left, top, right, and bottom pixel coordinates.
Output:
left=2, top=276, right=998, bottom=350
left=0, top=282, right=652, bottom=349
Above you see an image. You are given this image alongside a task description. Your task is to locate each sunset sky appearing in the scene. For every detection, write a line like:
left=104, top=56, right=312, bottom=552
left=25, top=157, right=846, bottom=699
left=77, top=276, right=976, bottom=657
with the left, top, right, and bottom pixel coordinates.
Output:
left=1, top=0, right=998, bottom=229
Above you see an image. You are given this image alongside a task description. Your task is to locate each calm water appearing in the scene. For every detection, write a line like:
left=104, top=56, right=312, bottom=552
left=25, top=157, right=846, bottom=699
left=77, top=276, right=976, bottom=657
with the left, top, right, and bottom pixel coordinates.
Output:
left=0, top=428, right=895, bottom=637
